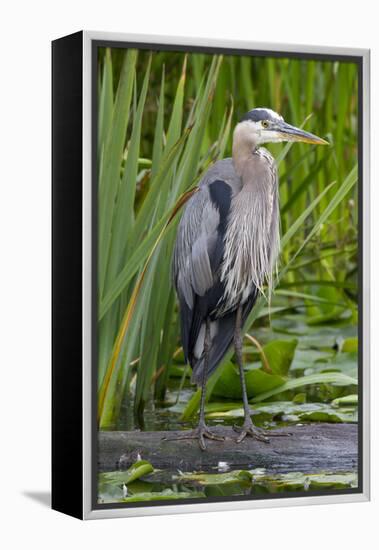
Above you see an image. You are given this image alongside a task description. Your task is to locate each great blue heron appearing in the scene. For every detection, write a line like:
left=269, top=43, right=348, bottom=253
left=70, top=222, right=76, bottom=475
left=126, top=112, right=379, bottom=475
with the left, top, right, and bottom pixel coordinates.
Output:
left=172, top=108, right=327, bottom=450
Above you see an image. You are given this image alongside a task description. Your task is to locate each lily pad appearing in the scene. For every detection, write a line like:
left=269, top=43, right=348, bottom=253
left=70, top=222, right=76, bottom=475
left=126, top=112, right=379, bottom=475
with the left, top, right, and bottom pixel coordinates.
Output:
left=213, top=362, right=286, bottom=399
left=290, top=349, right=335, bottom=373
left=251, top=471, right=357, bottom=492
left=263, top=339, right=298, bottom=375
left=121, top=489, right=205, bottom=502
left=292, top=392, right=307, bottom=404
left=332, top=394, right=358, bottom=407
left=250, top=372, right=357, bottom=403
left=174, top=470, right=251, bottom=498
left=303, top=352, right=358, bottom=380
left=174, top=470, right=252, bottom=485
left=206, top=400, right=357, bottom=423
left=341, top=337, right=358, bottom=353
left=274, top=316, right=357, bottom=350
left=98, top=482, right=125, bottom=502
left=99, top=460, right=154, bottom=486
left=298, top=409, right=357, bottom=423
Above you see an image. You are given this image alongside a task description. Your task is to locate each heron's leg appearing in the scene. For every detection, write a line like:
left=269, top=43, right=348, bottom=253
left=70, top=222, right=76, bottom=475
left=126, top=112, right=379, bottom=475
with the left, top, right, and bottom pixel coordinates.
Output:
left=163, top=318, right=224, bottom=451
left=233, top=306, right=292, bottom=443
left=232, top=305, right=269, bottom=443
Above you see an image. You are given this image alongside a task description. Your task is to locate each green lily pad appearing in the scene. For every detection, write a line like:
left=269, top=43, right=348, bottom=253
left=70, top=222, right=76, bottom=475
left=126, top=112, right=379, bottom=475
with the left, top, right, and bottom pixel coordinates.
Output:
left=298, top=409, right=357, bottom=423
left=292, top=392, right=307, bottom=403
left=275, top=318, right=357, bottom=350
left=263, top=339, right=298, bottom=375
left=341, top=337, right=358, bottom=353
left=251, top=471, right=358, bottom=492
left=204, top=339, right=298, bottom=400
left=98, top=482, right=125, bottom=502
left=251, top=372, right=357, bottom=403
left=99, top=460, right=154, bottom=486
left=174, top=470, right=252, bottom=485
left=304, top=352, right=358, bottom=380
left=175, top=470, right=254, bottom=497
left=213, top=362, right=286, bottom=399
left=290, top=349, right=335, bottom=373
left=121, top=489, right=205, bottom=502
left=332, top=394, right=358, bottom=407
left=205, top=400, right=357, bottom=423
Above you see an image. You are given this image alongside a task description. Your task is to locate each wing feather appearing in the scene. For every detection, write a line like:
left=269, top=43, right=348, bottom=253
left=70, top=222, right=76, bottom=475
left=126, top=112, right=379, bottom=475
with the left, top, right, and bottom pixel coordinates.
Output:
left=172, top=159, right=242, bottom=368
left=172, top=186, right=220, bottom=361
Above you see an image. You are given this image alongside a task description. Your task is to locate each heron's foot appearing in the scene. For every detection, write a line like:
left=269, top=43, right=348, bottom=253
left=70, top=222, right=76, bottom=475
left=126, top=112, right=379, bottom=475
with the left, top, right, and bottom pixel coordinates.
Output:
left=233, top=417, right=292, bottom=444
left=163, top=423, right=224, bottom=451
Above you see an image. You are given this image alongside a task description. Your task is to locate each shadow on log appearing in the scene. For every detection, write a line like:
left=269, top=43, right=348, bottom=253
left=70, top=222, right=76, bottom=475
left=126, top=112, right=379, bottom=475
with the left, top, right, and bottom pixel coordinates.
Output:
left=98, top=423, right=358, bottom=474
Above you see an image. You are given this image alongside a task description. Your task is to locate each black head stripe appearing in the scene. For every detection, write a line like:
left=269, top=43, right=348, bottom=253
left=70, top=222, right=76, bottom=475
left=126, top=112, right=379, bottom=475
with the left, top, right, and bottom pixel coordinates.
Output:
left=240, top=108, right=275, bottom=123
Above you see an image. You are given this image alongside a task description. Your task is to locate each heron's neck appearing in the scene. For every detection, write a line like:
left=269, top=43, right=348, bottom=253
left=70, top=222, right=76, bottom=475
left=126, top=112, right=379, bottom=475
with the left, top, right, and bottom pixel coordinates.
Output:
left=232, top=125, right=258, bottom=179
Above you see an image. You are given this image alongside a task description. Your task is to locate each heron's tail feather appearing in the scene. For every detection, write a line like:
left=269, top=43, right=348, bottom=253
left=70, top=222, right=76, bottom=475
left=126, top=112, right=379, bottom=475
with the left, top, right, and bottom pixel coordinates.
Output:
left=190, top=311, right=236, bottom=385
left=190, top=291, right=257, bottom=386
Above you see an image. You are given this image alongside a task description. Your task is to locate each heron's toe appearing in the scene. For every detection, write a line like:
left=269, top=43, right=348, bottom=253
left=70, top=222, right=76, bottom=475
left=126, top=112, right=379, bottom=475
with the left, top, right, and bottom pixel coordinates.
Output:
left=233, top=422, right=270, bottom=444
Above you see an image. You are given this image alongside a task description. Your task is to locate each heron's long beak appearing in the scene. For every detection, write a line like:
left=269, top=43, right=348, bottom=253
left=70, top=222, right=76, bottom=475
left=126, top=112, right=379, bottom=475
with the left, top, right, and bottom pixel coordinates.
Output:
left=275, top=121, right=329, bottom=145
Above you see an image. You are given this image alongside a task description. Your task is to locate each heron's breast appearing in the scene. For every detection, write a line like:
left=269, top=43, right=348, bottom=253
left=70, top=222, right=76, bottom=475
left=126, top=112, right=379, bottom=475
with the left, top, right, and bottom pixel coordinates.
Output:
left=219, top=177, right=279, bottom=310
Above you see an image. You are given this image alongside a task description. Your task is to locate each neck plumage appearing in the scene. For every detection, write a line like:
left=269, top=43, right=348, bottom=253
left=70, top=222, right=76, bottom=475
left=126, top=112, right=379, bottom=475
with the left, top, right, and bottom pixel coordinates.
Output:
left=221, top=125, right=280, bottom=309
left=232, top=124, right=258, bottom=179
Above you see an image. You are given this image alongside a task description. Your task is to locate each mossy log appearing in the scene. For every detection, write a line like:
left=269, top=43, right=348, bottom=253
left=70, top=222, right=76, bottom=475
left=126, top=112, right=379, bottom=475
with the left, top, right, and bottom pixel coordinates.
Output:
left=98, top=423, right=358, bottom=474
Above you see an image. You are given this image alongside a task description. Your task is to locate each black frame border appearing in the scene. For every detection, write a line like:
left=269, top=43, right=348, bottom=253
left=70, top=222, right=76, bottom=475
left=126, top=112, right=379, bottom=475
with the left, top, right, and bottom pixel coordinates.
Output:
left=52, top=30, right=84, bottom=519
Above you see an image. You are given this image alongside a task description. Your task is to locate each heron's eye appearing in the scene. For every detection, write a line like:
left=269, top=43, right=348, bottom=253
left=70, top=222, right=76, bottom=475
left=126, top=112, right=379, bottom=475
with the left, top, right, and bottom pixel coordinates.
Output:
left=261, top=120, right=269, bottom=128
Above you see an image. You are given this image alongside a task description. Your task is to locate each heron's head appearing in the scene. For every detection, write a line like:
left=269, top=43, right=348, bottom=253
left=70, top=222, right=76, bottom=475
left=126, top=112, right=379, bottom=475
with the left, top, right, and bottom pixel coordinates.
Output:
left=235, top=107, right=328, bottom=147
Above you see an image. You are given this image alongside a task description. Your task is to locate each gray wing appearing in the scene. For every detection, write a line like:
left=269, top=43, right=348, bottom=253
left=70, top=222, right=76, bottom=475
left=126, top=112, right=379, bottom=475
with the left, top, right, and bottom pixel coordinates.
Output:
left=172, top=186, right=219, bottom=309
left=172, top=159, right=242, bottom=365
left=172, top=158, right=241, bottom=304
